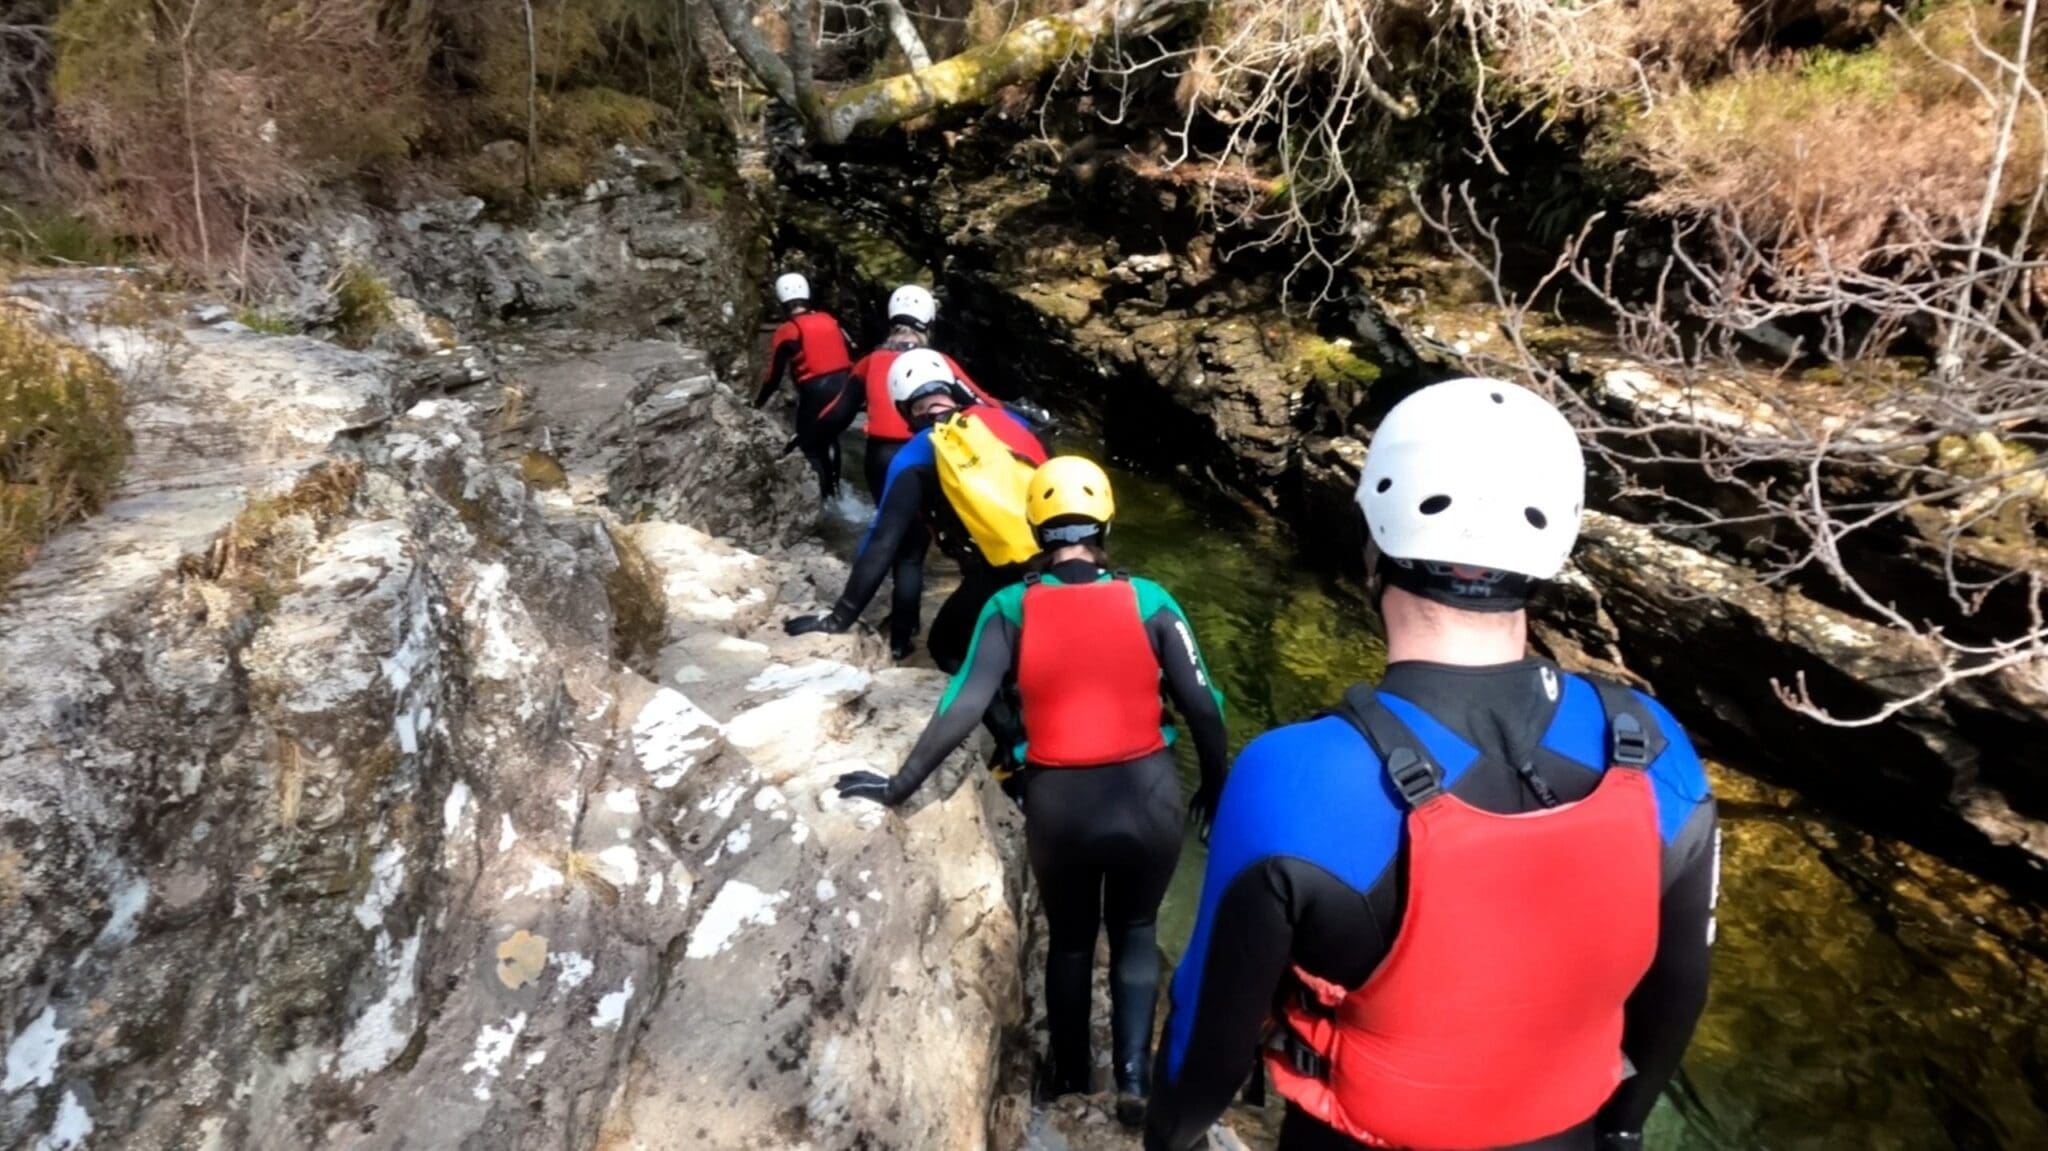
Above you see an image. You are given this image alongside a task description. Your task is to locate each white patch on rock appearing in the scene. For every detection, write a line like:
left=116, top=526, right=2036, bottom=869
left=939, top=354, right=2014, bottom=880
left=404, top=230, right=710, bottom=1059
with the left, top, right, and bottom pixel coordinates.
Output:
left=553, top=952, right=595, bottom=991
left=722, top=822, right=753, bottom=857
left=462, top=1013, right=528, bottom=1101
left=815, top=878, right=838, bottom=902
left=596, top=845, right=640, bottom=887
left=95, top=876, right=150, bottom=950
left=603, top=788, right=640, bottom=814
left=791, top=820, right=810, bottom=846
left=507, top=862, right=564, bottom=902
left=697, top=782, right=746, bottom=819
left=743, top=660, right=872, bottom=698
left=633, top=687, right=720, bottom=787
left=2, top=1006, right=66, bottom=1092
left=684, top=881, right=788, bottom=959
left=847, top=910, right=861, bottom=930
left=336, top=932, right=423, bottom=1079
left=353, top=845, right=407, bottom=930
left=591, top=977, right=635, bottom=1030
left=752, top=787, right=787, bottom=812
left=443, top=781, right=473, bottom=838
left=37, top=1088, right=93, bottom=1150
left=470, top=564, right=539, bottom=680
left=499, top=814, right=518, bottom=852
left=645, top=869, right=665, bottom=907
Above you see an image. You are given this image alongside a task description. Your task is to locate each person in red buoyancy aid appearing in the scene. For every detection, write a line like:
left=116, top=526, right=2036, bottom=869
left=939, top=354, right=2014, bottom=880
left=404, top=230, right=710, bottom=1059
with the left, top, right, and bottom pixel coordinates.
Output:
left=782, top=349, right=1047, bottom=666
left=848, top=284, right=1005, bottom=499
left=753, top=271, right=858, bottom=501
left=1148, top=379, right=1718, bottom=1151
left=835, top=457, right=1230, bottom=1132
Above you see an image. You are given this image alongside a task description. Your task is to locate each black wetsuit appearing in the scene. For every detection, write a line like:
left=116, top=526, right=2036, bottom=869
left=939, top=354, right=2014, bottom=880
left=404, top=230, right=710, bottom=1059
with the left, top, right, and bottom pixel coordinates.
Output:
left=755, top=309, right=858, bottom=499
left=892, top=559, right=1231, bottom=1091
left=1147, top=659, right=1718, bottom=1151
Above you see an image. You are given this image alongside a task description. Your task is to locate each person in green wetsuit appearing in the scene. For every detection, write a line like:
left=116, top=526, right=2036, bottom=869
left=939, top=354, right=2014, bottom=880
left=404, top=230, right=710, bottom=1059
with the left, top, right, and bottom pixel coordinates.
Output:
left=836, top=456, right=1230, bottom=1128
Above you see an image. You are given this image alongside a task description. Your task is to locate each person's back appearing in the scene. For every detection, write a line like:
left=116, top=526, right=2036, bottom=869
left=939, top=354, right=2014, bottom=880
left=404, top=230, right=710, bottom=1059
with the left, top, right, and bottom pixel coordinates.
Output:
left=754, top=272, right=858, bottom=500
left=1147, top=378, right=1718, bottom=1151
left=784, top=350, right=1045, bottom=670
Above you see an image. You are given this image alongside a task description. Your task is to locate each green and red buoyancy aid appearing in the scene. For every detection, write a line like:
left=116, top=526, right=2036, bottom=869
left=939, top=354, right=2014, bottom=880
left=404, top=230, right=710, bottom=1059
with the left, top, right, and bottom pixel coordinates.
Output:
left=1015, top=575, right=1168, bottom=768
left=1264, top=682, right=1664, bottom=1150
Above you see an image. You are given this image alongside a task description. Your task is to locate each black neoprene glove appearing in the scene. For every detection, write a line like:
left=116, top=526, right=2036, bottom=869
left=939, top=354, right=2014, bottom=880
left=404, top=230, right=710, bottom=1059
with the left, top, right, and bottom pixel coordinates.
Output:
left=835, top=770, right=903, bottom=806
left=785, top=604, right=855, bottom=637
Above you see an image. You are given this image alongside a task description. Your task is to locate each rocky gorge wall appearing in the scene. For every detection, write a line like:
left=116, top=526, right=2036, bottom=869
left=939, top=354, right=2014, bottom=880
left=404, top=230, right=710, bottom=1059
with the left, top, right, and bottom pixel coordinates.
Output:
left=775, top=141, right=2048, bottom=897
left=0, top=173, right=1034, bottom=1149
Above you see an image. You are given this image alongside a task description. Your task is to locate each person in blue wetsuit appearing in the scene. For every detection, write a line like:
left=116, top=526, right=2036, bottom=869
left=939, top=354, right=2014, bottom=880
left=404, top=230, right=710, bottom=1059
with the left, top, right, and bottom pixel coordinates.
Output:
left=1147, top=379, right=1718, bottom=1151
left=783, top=348, right=1047, bottom=669
left=835, top=457, right=1229, bottom=1128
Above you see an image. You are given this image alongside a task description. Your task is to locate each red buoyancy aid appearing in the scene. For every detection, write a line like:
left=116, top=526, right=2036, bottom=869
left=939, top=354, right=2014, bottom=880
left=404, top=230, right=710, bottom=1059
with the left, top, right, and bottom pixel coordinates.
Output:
left=1267, top=688, right=1663, bottom=1150
left=774, top=311, right=853, bottom=383
left=857, top=348, right=1002, bottom=441
left=973, top=406, right=1048, bottom=466
left=1015, top=577, right=1167, bottom=767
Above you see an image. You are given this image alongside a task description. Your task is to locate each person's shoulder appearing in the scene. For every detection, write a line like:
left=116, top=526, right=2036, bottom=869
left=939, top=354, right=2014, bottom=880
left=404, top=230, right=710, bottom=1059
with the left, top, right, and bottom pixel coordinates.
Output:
left=1212, top=713, right=1404, bottom=889
left=1228, top=715, right=1385, bottom=804
left=1631, top=688, right=1712, bottom=801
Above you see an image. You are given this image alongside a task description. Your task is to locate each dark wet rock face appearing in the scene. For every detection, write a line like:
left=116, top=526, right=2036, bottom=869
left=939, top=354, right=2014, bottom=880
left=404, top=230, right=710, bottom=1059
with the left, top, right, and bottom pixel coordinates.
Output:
left=782, top=139, right=2048, bottom=894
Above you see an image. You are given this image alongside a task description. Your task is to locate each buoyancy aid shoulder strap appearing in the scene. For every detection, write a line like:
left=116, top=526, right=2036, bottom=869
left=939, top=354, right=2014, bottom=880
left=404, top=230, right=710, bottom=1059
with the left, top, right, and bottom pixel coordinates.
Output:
left=1588, top=678, right=1667, bottom=771
left=1327, top=684, right=1443, bottom=809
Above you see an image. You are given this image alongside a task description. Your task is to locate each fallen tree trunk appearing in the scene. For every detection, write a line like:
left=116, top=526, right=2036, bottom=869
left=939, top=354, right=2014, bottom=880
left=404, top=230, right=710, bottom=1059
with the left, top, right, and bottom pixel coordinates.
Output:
left=713, top=0, right=1184, bottom=145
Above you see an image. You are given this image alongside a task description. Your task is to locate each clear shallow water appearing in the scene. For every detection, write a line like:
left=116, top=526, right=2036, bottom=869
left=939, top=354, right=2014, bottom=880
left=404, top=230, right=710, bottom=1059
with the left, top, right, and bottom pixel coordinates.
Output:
left=826, top=439, right=2048, bottom=1147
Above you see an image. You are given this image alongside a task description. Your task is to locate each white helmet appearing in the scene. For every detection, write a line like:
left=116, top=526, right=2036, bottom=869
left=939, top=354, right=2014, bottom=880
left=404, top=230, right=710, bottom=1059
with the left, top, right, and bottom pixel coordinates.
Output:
left=887, top=284, right=937, bottom=328
left=887, top=347, right=958, bottom=406
left=774, top=272, right=810, bottom=305
left=1355, top=378, right=1585, bottom=580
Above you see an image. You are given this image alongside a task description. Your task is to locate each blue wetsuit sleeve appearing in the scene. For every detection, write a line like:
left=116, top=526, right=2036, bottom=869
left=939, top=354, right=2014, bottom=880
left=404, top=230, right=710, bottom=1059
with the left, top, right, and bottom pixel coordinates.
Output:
left=1602, top=699, right=1717, bottom=1134
left=839, top=468, right=925, bottom=618
left=1145, top=737, right=1299, bottom=1151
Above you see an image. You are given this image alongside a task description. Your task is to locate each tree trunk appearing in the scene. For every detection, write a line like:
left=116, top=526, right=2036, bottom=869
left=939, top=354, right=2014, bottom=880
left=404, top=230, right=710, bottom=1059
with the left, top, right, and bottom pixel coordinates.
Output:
left=876, top=0, right=932, bottom=71
left=815, top=0, right=1146, bottom=144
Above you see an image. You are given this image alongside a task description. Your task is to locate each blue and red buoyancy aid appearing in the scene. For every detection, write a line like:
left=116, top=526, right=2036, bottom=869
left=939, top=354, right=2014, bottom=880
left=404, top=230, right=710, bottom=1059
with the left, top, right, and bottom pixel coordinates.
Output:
left=1015, top=575, right=1167, bottom=767
left=1265, top=682, right=1663, bottom=1150
left=853, top=346, right=1002, bottom=441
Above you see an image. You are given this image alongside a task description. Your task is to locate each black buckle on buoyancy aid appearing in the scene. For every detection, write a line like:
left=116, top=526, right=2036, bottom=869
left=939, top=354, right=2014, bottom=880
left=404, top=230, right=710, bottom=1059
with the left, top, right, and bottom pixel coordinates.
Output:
left=1326, top=684, right=1443, bottom=808
left=1266, top=1029, right=1332, bottom=1081
left=1590, top=679, right=1666, bottom=770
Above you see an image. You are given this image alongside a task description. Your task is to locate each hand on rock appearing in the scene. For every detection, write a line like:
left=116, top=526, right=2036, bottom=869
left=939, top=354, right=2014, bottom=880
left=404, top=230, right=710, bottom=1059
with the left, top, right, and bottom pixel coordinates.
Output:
left=836, top=770, right=899, bottom=806
left=785, top=610, right=851, bottom=637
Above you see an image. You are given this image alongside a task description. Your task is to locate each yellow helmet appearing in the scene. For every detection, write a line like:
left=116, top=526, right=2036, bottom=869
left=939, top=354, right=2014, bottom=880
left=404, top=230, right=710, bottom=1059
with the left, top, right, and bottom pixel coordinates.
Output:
left=1027, top=457, right=1116, bottom=544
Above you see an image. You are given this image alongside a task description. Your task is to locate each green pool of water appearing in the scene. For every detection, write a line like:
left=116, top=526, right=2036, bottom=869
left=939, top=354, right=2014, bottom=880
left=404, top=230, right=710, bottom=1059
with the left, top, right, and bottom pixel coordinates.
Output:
left=1100, top=464, right=2048, bottom=1151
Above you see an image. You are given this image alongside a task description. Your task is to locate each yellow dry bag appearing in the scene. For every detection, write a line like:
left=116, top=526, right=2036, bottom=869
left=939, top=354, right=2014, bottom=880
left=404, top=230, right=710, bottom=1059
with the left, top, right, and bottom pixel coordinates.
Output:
left=931, top=413, right=1042, bottom=567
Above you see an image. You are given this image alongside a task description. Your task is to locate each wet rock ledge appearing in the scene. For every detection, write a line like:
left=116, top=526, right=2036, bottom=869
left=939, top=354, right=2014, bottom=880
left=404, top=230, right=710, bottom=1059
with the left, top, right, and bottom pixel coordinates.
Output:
left=0, top=267, right=1023, bottom=1149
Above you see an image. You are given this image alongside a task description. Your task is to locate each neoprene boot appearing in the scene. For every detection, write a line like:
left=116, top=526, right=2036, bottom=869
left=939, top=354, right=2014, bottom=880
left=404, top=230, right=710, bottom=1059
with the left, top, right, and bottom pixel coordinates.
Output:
left=1039, top=947, right=1093, bottom=1101
left=1109, top=924, right=1161, bottom=1128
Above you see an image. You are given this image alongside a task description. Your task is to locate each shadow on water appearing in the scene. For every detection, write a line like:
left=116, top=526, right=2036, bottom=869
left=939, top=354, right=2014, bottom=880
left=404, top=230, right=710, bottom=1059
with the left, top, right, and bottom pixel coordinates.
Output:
left=828, top=431, right=2048, bottom=1149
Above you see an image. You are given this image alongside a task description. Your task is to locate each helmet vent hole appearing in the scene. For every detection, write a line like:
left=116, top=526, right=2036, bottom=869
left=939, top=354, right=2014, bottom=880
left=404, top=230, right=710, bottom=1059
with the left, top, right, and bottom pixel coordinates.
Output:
left=1525, top=507, right=1549, bottom=529
left=1375, top=478, right=1392, bottom=493
left=1419, top=495, right=1452, bottom=515
left=1490, top=392, right=1505, bottom=403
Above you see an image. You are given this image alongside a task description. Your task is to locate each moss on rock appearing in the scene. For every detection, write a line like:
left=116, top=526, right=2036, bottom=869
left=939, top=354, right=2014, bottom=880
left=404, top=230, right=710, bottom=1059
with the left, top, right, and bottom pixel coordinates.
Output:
left=0, top=308, right=130, bottom=590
